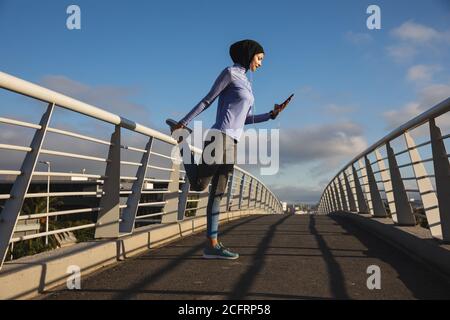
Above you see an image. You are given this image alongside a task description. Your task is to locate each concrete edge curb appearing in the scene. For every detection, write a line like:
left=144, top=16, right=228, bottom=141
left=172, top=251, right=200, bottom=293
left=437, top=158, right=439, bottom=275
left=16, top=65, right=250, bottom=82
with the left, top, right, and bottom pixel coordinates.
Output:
left=332, top=212, right=450, bottom=284
left=0, top=209, right=269, bottom=300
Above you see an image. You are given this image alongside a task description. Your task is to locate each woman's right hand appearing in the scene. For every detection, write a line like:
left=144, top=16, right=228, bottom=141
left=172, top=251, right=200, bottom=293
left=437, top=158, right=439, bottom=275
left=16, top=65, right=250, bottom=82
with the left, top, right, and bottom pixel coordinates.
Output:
left=270, top=95, right=294, bottom=119
left=171, top=122, right=186, bottom=134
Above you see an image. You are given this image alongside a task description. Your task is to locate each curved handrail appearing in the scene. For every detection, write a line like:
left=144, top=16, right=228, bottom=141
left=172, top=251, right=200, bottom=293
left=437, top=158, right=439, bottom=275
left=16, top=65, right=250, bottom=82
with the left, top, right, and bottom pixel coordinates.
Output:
left=236, top=166, right=281, bottom=207
left=326, top=97, right=450, bottom=190
left=319, top=97, right=450, bottom=242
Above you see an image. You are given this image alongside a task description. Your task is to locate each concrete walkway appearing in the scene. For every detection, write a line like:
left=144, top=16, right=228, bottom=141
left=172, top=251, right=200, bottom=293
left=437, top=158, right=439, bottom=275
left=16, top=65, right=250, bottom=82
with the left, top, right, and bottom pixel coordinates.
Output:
left=41, top=214, right=450, bottom=300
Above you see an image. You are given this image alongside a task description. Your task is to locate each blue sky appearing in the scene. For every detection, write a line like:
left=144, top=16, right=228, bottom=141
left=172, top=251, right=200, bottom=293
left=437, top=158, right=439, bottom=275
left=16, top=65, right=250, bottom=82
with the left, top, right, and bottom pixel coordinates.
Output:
left=1, top=0, right=450, bottom=203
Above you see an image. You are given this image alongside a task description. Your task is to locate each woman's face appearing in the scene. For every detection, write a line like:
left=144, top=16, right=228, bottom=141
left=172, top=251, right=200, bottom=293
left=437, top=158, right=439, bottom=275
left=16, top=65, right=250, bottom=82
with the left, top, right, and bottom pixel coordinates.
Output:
left=249, top=53, right=264, bottom=72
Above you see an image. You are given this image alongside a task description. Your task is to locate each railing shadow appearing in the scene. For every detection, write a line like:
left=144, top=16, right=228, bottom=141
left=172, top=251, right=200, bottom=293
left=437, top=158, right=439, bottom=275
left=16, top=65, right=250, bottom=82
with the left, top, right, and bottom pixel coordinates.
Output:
left=329, top=213, right=450, bottom=299
left=308, top=215, right=350, bottom=299
left=110, top=215, right=267, bottom=299
left=227, top=214, right=292, bottom=299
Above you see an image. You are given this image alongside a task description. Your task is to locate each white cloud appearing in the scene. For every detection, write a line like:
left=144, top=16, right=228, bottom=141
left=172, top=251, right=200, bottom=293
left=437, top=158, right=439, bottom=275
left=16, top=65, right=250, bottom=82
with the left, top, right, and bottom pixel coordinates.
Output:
left=323, top=104, right=357, bottom=115
left=344, top=31, right=373, bottom=45
left=269, top=184, right=323, bottom=203
left=297, top=85, right=322, bottom=103
left=278, top=122, right=368, bottom=167
left=406, top=64, right=441, bottom=82
left=420, top=83, right=450, bottom=106
left=383, top=102, right=422, bottom=130
left=386, top=44, right=417, bottom=62
left=0, top=75, right=171, bottom=181
left=387, top=21, right=450, bottom=62
left=383, top=83, right=450, bottom=130
left=384, top=22, right=450, bottom=133
left=392, top=21, right=444, bottom=44
left=40, top=75, right=150, bottom=120
left=236, top=120, right=368, bottom=203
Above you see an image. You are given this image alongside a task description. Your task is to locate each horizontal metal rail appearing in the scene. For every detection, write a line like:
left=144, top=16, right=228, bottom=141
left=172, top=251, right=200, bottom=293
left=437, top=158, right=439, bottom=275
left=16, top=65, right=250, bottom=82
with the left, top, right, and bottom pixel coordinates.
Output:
left=47, top=127, right=111, bottom=146
left=0, top=143, right=31, bottom=152
left=0, top=117, right=42, bottom=129
left=135, top=212, right=166, bottom=219
left=24, top=192, right=101, bottom=198
left=18, top=207, right=102, bottom=220
left=0, top=170, right=21, bottom=176
left=11, top=223, right=96, bottom=243
left=137, top=201, right=167, bottom=207
left=41, top=149, right=108, bottom=162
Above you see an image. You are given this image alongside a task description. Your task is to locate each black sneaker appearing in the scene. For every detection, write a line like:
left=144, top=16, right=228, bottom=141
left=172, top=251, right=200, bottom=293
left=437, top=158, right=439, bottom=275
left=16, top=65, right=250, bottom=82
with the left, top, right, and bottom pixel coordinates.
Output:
left=203, top=243, right=239, bottom=260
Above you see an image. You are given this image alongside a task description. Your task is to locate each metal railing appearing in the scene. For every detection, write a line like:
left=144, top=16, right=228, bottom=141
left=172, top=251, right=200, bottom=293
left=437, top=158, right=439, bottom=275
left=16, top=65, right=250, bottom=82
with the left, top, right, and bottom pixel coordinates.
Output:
left=318, top=97, right=450, bottom=242
left=0, top=71, right=283, bottom=270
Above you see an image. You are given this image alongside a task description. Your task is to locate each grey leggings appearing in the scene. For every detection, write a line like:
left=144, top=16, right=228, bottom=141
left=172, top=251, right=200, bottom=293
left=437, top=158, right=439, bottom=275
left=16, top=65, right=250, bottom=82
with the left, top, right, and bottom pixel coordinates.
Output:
left=180, top=132, right=237, bottom=239
left=182, top=132, right=237, bottom=197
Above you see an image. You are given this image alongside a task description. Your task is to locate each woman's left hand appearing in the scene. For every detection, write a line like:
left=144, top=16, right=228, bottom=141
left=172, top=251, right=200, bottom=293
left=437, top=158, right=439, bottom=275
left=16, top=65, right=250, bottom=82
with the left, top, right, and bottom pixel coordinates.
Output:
left=270, top=105, right=281, bottom=119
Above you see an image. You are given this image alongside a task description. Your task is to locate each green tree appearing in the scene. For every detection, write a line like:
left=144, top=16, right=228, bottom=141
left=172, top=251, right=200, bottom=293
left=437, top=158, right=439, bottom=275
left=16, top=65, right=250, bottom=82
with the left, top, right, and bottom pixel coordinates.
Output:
left=8, top=197, right=62, bottom=261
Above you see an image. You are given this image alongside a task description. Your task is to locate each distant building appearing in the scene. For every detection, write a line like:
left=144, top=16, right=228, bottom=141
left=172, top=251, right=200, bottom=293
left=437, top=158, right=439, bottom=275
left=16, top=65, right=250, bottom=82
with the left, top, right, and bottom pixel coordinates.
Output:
left=285, top=204, right=296, bottom=214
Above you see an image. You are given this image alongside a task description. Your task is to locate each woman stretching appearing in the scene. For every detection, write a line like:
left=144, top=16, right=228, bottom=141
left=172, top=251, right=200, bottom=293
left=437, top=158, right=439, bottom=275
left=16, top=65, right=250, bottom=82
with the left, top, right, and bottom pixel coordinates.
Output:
left=167, top=39, right=292, bottom=260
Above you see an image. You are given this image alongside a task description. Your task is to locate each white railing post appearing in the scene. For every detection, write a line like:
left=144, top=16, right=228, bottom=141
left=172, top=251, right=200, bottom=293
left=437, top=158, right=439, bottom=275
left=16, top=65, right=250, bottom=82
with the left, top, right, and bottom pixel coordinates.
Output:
left=327, top=191, right=333, bottom=213
left=258, top=184, right=266, bottom=211
left=177, top=179, right=190, bottom=220
left=352, top=164, right=369, bottom=213
left=238, top=174, right=245, bottom=210
left=269, top=191, right=272, bottom=212
left=404, top=131, right=442, bottom=240
left=264, top=188, right=268, bottom=211
left=375, top=148, right=398, bottom=222
left=375, top=149, right=397, bottom=220
left=338, top=174, right=348, bottom=212
left=161, top=161, right=181, bottom=223
left=256, top=182, right=261, bottom=210
left=226, top=170, right=235, bottom=211
left=0, top=103, right=54, bottom=270
left=120, top=137, right=154, bottom=234
left=429, top=119, right=450, bottom=242
left=259, top=184, right=264, bottom=209
left=95, top=125, right=121, bottom=239
left=322, top=192, right=328, bottom=213
left=386, top=142, right=415, bottom=225
left=195, top=187, right=209, bottom=217
left=247, top=178, right=253, bottom=209
left=330, top=185, right=338, bottom=212
left=358, top=158, right=373, bottom=214
left=364, top=155, right=387, bottom=217
left=343, top=168, right=357, bottom=212
left=333, top=180, right=342, bottom=211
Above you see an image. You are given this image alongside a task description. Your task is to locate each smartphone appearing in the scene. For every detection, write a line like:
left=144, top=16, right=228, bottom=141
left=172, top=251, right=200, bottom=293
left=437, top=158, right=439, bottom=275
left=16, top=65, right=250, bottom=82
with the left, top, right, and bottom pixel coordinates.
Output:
left=279, top=94, right=294, bottom=110
left=283, top=94, right=294, bottom=104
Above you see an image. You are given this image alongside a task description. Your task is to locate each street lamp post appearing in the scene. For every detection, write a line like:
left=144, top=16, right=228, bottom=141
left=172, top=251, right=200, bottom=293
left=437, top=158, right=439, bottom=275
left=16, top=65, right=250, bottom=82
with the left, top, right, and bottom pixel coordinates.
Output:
left=39, top=161, right=50, bottom=246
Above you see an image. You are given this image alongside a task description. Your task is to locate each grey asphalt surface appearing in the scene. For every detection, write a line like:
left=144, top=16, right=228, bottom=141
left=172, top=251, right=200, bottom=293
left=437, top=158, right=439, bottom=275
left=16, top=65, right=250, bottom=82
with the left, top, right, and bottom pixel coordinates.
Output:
left=41, top=214, right=450, bottom=300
